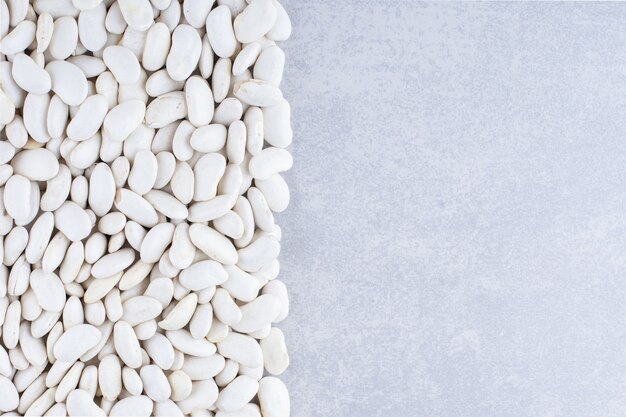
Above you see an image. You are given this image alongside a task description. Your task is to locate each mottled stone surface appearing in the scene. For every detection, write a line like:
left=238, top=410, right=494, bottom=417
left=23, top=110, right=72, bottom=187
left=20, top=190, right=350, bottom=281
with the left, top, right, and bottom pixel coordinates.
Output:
left=278, top=2, right=625, bottom=416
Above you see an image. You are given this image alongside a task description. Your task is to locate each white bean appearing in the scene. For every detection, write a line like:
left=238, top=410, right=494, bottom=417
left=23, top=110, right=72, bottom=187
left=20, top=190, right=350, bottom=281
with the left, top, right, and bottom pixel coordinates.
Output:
left=142, top=22, right=170, bottom=71
left=166, top=24, right=201, bottom=81
left=206, top=6, right=237, bottom=59
left=78, top=2, right=107, bottom=51
left=48, top=17, right=77, bottom=60
left=12, top=53, right=51, bottom=95
left=46, top=60, right=88, bottom=106
left=0, top=20, right=36, bottom=55
left=233, top=0, right=276, bottom=44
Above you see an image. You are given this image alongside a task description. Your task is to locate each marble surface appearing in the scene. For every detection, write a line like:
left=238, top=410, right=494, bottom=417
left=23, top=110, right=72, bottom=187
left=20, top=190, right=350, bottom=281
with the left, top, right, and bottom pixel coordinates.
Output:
left=277, top=2, right=625, bottom=416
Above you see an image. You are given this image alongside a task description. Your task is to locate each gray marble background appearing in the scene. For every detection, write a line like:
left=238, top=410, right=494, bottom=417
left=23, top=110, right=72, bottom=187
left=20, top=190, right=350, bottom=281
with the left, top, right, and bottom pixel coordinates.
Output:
left=276, top=2, right=625, bottom=416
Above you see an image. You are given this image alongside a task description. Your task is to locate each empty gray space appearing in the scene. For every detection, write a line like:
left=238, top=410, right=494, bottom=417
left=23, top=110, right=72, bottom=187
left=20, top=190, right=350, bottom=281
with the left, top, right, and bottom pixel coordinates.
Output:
left=278, top=2, right=625, bottom=416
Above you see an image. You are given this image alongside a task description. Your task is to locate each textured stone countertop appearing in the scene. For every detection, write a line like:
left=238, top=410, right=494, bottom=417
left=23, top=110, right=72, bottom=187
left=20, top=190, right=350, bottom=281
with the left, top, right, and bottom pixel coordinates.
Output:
left=278, top=2, right=625, bottom=416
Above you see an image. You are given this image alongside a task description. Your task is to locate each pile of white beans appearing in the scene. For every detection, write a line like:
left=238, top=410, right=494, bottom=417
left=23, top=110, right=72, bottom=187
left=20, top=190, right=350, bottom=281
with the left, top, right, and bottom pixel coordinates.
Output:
left=0, top=0, right=292, bottom=415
